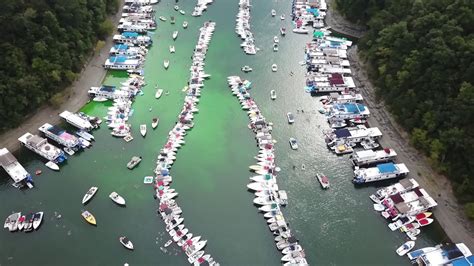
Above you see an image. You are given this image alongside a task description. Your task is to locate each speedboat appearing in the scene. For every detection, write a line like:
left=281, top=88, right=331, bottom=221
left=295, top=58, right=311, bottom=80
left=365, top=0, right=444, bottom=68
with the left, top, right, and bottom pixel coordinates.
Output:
left=119, top=236, right=134, bottom=250
left=17, top=215, right=26, bottom=231
left=316, top=173, right=330, bottom=189
left=170, top=16, right=175, bottom=24
left=280, top=14, right=285, bottom=20
left=417, top=218, right=434, bottom=227
left=283, top=244, right=302, bottom=255
left=183, top=21, right=188, bottom=28
left=152, top=118, right=159, bottom=129
left=164, top=60, right=170, bottom=69
left=174, top=5, right=179, bottom=11
left=23, top=213, right=34, bottom=232
left=280, top=27, right=286, bottom=36
left=4, top=212, right=21, bottom=232
left=289, top=138, right=298, bottom=150
left=81, top=210, right=96, bottom=225
left=286, top=112, right=294, bottom=124
left=140, top=124, right=147, bottom=137
left=109, top=192, right=126, bottom=206
left=271, top=64, right=277, bottom=72
left=159, top=16, right=167, bottom=21
left=179, top=10, right=185, bottom=15
left=271, top=9, right=276, bottom=16
left=293, top=27, right=309, bottom=34
left=415, top=212, right=432, bottom=221
left=270, top=90, right=276, bottom=100
left=45, top=161, right=59, bottom=171
left=259, top=203, right=280, bottom=212
left=273, top=43, right=278, bottom=52
left=172, top=228, right=189, bottom=242
left=172, top=31, right=178, bottom=40
left=406, top=228, right=421, bottom=240
left=241, top=65, right=253, bottom=72
left=63, top=147, right=75, bottom=156
left=373, top=203, right=385, bottom=211
left=396, top=241, right=415, bottom=256
left=170, top=45, right=176, bottom=53
left=82, top=186, right=98, bottom=204
left=32, top=212, right=43, bottom=230
left=273, top=36, right=279, bottom=43
left=156, top=88, right=163, bottom=98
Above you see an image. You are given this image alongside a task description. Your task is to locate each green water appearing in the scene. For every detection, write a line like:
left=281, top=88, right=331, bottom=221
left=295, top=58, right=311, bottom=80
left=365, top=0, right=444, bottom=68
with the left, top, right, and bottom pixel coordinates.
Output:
left=0, top=0, right=446, bottom=265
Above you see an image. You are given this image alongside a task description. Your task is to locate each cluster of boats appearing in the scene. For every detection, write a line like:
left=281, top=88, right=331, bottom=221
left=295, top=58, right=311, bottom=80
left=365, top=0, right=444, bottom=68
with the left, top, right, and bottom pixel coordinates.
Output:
left=106, top=2, right=156, bottom=70
left=235, top=0, right=257, bottom=55
left=152, top=21, right=218, bottom=265
left=191, top=0, right=213, bottom=17
left=227, top=76, right=307, bottom=265
left=3, top=212, right=43, bottom=232
left=290, top=0, right=326, bottom=34
left=81, top=186, right=126, bottom=227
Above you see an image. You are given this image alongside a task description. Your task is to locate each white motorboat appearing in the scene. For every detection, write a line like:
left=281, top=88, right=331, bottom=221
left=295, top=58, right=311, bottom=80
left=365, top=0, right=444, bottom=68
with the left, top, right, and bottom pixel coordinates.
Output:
left=259, top=203, right=280, bottom=212
left=179, top=10, right=185, bottom=15
left=273, top=43, right=278, bottom=52
left=241, top=65, right=253, bottom=72
left=172, top=31, right=179, bottom=40
left=270, top=90, right=276, bottom=100
left=172, top=228, right=189, bottom=242
left=280, top=14, right=285, bottom=20
left=152, top=118, right=159, bottom=129
left=17, top=215, right=26, bottom=231
left=174, top=5, right=179, bottom=11
left=293, top=27, right=309, bottom=34
left=63, top=147, right=75, bottom=156
left=281, top=251, right=306, bottom=262
left=287, top=112, right=294, bottom=124
left=373, top=203, right=385, bottom=211
left=76, top=130, right=94, bottom=141
left=164, top=60, right=170, bottom=69
left=159, top=16, right=167, bottom=21
left=283, top=244, right=302, bottom=255
left=140, top=124, right=147, bottom=137
left=32, top=212, right=43, bottom=230
left=93, top=96, right=107, bottom=102
left=280, top=27, right=286, bottom=36
left=271, top=9, right=276, bottom=16
left=164, top=239, right=173, bottom=247
left=406, top=228, right=421, bottom=240
left=119, top=236, right=134, bottom=250
left=273, top=36, right=279, bottom=43
left=183, top=21, right=188, bottom=28
left=4, top=212, right=21, bottom=232
left=82, top=186, right=98, bottom=204
left=170, top=45, right=176, bottom=53
left=109, top=192, right=126, bottom=206
left=316, top=173, right=330, bottom=189
left=188, top=251, right=205, bottom=264
left=271, top=64, right=278, bottom=72
left=45, top=161, right=59, bottom=171
left=289, top=138, right=298, bottom=150
left=155, top=88, right=164, bottom=98
left=396, top=241, right=415, bottom=256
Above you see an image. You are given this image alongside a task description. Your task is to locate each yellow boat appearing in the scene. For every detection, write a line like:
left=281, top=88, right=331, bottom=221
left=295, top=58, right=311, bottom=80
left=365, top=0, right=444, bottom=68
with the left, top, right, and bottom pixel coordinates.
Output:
left=81, top=210, right=97, bottom=225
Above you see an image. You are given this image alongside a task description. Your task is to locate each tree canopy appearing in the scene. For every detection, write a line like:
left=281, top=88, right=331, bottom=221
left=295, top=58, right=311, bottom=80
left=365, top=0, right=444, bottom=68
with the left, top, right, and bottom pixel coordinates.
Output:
left=336, top=0, right=474, bottom=209
left=0, top=0, right=118, bottom=131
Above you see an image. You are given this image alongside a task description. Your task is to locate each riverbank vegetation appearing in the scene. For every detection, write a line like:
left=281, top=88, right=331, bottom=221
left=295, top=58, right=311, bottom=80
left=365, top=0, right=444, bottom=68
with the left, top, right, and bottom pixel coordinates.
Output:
left=0, top=0, right=119, bottom=132
left=336, top=0, right=474, bottom=216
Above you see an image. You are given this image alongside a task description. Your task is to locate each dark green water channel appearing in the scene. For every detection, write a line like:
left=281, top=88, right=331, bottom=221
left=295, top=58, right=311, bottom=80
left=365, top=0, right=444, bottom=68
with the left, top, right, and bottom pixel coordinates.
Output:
left=0, top=0, right=446, bottom=265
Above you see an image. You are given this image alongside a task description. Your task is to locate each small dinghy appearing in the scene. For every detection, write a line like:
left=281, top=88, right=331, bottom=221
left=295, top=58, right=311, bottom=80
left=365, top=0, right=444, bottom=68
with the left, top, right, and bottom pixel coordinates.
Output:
left=170, top=16, right=175, bottom=24
left=174, top=5, right=179, bottom=11
left=271, top=9, right=276, bottom=16
left=152, top=118, right=159, bottom=129
left=164, top=60, right=170, bottom=69
left=396, top=241, right=415, bottom=256
left=82, top=186, right=98, bottom=204
left=271, top=64, right=278, bottom=72
left=120, top=236, right=134, bottom=250
left=280, top=14, right=285, bottom=20
left=45, top=161, right=59, bottom=171
left=109, top=192, right=126, bottom=206
left=140, top=124, right=147, bottom=137
left=183, top=21, right=188, bottom=28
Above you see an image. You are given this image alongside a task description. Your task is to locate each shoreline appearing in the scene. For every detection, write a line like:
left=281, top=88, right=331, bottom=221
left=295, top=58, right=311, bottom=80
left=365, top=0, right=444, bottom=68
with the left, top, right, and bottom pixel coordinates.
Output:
left=0, top=1, right=125, bottom=154
left=324, top=1, right=474, bottom=248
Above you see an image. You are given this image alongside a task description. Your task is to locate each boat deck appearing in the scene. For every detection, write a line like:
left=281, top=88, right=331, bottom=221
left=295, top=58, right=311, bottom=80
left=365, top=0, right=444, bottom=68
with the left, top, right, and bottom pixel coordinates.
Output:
left=0, top=148, right=30, bottom=184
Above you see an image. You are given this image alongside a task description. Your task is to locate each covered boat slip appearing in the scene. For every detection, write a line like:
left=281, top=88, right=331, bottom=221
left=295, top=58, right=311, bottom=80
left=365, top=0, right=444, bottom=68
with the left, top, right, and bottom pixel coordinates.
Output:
left=0, top=148, right=30, bottom=184
left=59, top=111, right=93, bottom=131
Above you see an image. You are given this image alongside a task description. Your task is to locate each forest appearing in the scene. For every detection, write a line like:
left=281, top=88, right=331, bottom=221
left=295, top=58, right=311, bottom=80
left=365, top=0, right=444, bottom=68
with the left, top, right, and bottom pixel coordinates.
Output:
left=335, top=0, right=474, bottom=217
left=0, top=0, right=119, bottom=131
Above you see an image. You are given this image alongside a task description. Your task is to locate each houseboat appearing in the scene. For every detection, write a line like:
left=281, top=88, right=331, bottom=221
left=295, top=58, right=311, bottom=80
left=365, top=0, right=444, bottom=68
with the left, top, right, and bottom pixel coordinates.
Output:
left=18, top=133, right=67, bottom=164
left=413, top=243, right=472, bottom=265
left=59, top=110, right=93, bottom=131
left=327, top=92, right=363, bottom=103
left=0, top=148, right=32, bottom=187
left=109, top=44, right=147, bottom=56
left=38, top=123, right=82, bottom=150
left=370, top=178, right=419, bottom=203
left=381, top=187, right=437, bottom=218
left=353, top=162, right=409, bottom=184
left=325, top=125, right=382, bottom=146
left=104, top=56, right=140, bottom=70
left=88, top=85, right=130, bottom=100
left=351, top=148, right=397, bottom=166
left=113, top=32, right=152, bottom=47
left=326, top=102, right=370, bottom=120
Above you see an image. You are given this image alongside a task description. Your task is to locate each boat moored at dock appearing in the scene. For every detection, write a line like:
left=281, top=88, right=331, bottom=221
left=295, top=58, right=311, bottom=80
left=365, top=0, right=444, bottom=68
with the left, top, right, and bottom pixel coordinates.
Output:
left=18, top=133, right=67, bottom=166
left=353, top=162, right=409, bottom=184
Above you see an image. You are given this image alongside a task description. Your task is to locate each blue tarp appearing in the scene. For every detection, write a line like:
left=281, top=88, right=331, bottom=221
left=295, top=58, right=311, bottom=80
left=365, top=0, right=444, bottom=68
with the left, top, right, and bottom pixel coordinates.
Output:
left=122, top=32, right=139, bottom=38
left=109, top=56, right=127, bottom=63
left=334, top=128, right=350, bottom=138
left=345, top=103, right=366, bottom=114
left=114, top=44, right=128, bottom=50
left=377, top=163, right=397, bottom=174
left=450, top=257, right=472, bottom=266
left=306, top=8, right=319, bottom=16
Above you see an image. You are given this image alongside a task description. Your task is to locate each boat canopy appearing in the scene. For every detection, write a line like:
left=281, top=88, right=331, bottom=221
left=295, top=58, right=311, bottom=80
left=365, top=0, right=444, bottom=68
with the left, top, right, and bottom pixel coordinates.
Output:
left=334, top=128, right=350, bottom=138
left=313, top=31, right=324, bottom=38
left=451, top=255, right=474, bottom=266
left=377, top=163, right=397, bottom=174
left=122, top=32, right=139, bottom=38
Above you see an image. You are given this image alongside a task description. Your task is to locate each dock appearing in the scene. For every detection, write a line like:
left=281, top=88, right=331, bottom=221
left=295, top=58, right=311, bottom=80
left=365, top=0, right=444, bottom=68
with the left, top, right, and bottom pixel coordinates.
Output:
left=0, top=148, right=31, bottom=186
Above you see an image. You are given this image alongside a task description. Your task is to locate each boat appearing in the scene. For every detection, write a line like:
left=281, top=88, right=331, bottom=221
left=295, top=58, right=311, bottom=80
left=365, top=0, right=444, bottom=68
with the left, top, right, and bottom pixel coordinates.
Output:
left=292, top=27, right=309, bottom=34
left=179, top=10, right=185, bottom=15
left=271, top=9, right=276, bottom=16
left=283, top=244, right=302, bottom=255
left=4, top=212, right=21, bottom=232
left=406, top=228, right=421, bottom=240
left=280, top=14, right=285, bottom=20
left=273, top=36, right=279, bottom=43
left=286, top=112, right=294, bottom=124
left=183, top=21, right=188, bottom=28
left=396, top=241, right=415, bottom=256
left=170, top=45, right=176, bottom=53
left=109, top=192, right=126, bottom=206
left=271, top=64, right=278, bottom=72
left=152, top=118, right=159, bottom=129
left=373, top=203, right=385, bottom=211
left=241, top=65, right=253, bottom=73
left=119, top=236, right=134, bottom=250
left=124, top=135, right=133, bottom=142
left=76, top=130, right=94, bottom=141
left=417, top=218, right=434, bottom=227
left=63, top=147, right=75, bottom=156
left=316, top=173, right=330, bottom=189
left=164, top=60, right=170, bottom=69
left=23, top=213, right=33, bottom=232
left=82, top=186, right=98, bottom=204
left=140, top=124, right=147, bottom=137
left=164, top=239, right=173, bottom=247
left=17, top=215, right=26, bottom=231
left=273, top=43, right=278, bottom=52
left=415, top=212, right=432, bottom=221
left=172, top=31, right=178, bottom=40
left=32, top=212, right=43, bottom=230
left=170, top=16, right=175, bottom=24
left=174, top=5, right=179, bottom=11
left=45, top=161, right=59, bottom=171
left=156, top=88, right=164, bottom=98
left=280, top=27, right=286, bottom=36
left=289, top=138, right=298, bottom=150
left=127, top=156, right=142, bottom=169
left=407, top=246, right=439, bottom=261
left=81, top=210, right=96, bottom=225
left=159, top=16, right=167, bottom=21
left=270, top=90, right=276, bottom=100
